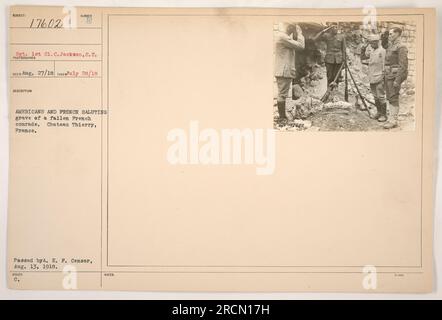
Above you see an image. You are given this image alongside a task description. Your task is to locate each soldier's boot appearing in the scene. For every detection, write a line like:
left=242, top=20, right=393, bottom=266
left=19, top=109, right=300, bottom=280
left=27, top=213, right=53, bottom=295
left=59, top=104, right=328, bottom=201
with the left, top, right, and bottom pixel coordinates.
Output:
left=377, top=102, right=388, bottom=122
left=383, top=103, right=399, bottom=129
left=277, top=101, right=287, bottom=123
left=372, top=100, right=381, bottom=120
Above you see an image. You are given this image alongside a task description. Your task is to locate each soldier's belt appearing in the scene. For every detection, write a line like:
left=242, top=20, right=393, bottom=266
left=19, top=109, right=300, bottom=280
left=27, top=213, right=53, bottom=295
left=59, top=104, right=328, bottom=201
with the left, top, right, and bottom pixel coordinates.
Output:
left=385, top=65, right=400, bottom=72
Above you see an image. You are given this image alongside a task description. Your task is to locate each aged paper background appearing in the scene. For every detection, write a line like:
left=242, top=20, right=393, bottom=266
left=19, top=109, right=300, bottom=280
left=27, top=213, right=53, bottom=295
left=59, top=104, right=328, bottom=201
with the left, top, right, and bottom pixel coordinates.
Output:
left=6, top=6, right=436, bottom=292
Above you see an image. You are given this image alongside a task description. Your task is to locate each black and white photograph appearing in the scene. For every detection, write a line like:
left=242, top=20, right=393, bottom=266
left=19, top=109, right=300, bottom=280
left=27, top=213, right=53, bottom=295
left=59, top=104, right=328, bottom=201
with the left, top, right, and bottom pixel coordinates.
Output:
left=273, top=21, right=417, bottom=131
left=2, top=1, right=440, bottom=300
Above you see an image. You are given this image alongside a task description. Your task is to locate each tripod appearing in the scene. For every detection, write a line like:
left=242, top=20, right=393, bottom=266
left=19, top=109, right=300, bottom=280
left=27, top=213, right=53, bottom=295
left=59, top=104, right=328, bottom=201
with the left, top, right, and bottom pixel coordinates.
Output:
left=321, top=46, right=376, bottom=115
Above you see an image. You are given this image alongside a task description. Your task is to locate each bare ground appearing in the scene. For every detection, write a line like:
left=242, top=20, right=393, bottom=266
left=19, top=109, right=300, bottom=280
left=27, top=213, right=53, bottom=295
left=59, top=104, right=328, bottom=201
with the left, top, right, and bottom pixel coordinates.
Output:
left=273, top=63, right=416, bottom=132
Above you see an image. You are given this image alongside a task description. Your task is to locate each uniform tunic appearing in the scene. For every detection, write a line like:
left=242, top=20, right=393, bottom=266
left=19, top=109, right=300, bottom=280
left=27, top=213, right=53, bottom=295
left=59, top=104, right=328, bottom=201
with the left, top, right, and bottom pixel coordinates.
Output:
left=274, top=31, right=305, bottom=101
left=317, top=33, right=345, bottom=85
left=385, top=38, right=408, bottom=106
left=274, top=31, right=305, bottom=78
left=322, top=33, right=345, bottom=64
left=361, top=44, right=386, bottom=104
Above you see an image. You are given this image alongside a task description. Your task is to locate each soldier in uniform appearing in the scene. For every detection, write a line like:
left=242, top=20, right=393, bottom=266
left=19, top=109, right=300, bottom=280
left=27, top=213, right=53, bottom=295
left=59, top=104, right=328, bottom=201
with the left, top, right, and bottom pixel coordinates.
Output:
left=274, top=23, right=305, bottom=123
left=313, top=23, right=345, bottom=87
left=383, top=27, right=408, bottom=129
left=361, top=34, right=387, bottom=122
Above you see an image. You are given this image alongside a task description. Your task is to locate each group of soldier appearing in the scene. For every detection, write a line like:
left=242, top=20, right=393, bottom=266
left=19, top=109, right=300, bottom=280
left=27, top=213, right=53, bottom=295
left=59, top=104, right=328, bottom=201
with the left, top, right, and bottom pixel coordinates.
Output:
left=274, top=22, right=409, bottom=129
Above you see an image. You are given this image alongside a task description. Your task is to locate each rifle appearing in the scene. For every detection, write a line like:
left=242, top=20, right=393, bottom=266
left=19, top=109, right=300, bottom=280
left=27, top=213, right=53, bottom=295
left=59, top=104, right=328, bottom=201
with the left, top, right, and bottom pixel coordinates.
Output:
left=320, top=62, right=344, bottom=102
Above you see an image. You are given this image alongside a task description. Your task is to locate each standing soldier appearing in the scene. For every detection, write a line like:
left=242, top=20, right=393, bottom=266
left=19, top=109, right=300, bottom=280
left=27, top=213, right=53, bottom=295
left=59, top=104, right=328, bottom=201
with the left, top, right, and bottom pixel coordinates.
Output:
left=361, top=34, right=387, bottom=122
left=274, top=23, right=305, bottom=123
left=383, top=27, right=408, bottom=129
left=312, top=23, right=345, bottom=87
